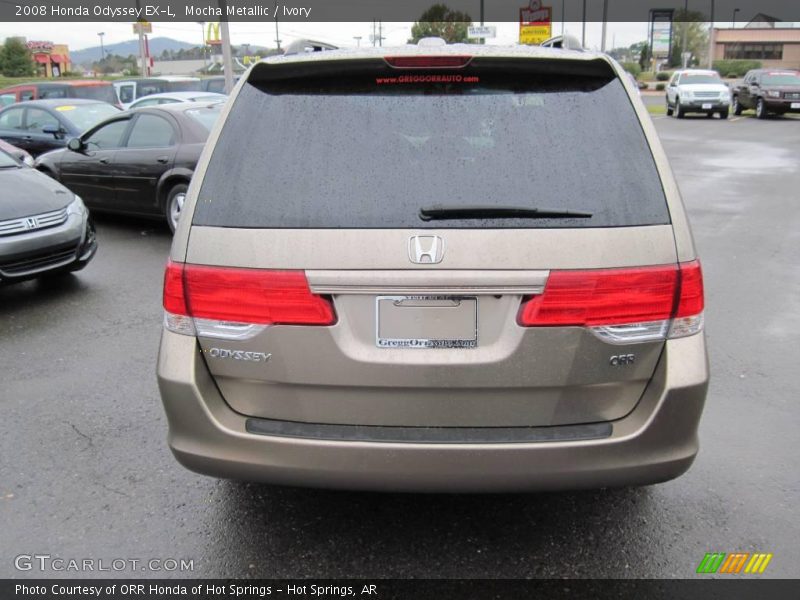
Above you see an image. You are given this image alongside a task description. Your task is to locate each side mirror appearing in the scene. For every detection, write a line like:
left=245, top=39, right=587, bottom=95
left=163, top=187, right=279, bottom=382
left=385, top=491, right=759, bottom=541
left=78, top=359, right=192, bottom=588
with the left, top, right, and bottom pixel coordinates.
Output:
left=42, top=124, right=64, bottom=138
left=67, top=137, right=85, bottom=152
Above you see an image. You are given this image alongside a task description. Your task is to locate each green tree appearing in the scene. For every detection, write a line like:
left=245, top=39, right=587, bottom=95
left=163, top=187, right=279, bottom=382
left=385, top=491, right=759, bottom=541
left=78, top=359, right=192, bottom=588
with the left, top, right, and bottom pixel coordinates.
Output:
left=409, top=4, right=472, bottom=44
left=669, top=10, right=709, bottom=67
left=0, top=37, right=34, bottom=77
left=639, top=43, right=651, bottom=71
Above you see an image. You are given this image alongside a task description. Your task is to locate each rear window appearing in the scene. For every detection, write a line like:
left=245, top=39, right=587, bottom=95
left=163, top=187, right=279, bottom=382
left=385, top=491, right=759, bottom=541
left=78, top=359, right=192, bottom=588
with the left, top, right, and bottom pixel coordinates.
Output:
left=184, top=105, right=222, bottom=133
left=194, top=62, right=669, bottom=229
left=71, top=85, right=119, bottom=104
left=166, top=80, right=201, bottom=92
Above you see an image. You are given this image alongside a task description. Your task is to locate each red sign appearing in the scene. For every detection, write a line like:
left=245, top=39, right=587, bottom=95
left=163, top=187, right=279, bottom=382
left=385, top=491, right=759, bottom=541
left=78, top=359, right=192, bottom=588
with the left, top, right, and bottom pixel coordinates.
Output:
left=520, top=0, right=551, bottom=26
left=27, top=41, right=54, bottom=53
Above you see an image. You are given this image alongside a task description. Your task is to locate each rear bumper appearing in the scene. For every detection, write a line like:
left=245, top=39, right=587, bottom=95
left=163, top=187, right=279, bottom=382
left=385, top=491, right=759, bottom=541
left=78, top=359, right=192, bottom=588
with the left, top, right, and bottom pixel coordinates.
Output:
left=156, top=331, right=709, bottom=492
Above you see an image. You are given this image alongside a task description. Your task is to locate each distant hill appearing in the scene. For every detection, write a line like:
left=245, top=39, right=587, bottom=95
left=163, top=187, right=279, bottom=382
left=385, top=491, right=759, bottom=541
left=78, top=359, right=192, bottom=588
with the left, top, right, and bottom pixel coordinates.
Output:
left=70, top=37, right=195, bottom=67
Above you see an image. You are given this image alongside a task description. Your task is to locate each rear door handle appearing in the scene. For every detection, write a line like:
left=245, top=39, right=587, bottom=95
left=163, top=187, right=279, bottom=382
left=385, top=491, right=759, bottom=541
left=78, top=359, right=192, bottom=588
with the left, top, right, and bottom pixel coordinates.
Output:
left=156, top=156, right=169, bottom=164
left=99, top=157, right=110, bottom=164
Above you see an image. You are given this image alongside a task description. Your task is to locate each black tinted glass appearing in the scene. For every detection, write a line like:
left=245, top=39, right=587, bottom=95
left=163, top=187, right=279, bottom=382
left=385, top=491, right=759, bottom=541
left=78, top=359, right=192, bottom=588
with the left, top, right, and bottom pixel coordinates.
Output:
left=195, top=67, right=669, bottom=229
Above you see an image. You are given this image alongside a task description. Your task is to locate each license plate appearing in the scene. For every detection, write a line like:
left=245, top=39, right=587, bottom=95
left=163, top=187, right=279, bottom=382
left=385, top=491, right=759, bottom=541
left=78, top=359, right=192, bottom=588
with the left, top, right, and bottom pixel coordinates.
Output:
left=702, top=103, right=713, bottom=109
left=376, top=296, right=477, bottom=349
left=792, top=102, right=800, bottom=109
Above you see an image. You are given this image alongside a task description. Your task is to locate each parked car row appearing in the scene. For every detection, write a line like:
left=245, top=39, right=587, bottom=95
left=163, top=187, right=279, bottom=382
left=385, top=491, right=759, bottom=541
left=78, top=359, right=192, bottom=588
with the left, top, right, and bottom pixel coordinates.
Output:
left=0, top=76, right=233, bottom=110
left=664, top=68, right=800, bottom=120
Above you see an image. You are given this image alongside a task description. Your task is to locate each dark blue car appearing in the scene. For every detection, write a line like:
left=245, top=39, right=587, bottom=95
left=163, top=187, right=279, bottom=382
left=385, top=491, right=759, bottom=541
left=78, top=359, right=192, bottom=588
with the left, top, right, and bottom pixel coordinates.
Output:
left=0, top=99, right=120, bottom=157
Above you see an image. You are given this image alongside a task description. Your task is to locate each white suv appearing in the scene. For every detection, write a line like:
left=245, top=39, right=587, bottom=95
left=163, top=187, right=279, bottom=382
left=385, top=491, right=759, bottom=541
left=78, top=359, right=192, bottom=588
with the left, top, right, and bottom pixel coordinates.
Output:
left=665, top=69, right=731, bottom=119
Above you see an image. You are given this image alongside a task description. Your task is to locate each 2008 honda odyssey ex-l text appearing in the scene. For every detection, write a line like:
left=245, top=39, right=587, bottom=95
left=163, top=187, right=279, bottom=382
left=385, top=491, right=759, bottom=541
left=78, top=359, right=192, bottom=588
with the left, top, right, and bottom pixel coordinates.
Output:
left=157, top=42, right=709, bottom=492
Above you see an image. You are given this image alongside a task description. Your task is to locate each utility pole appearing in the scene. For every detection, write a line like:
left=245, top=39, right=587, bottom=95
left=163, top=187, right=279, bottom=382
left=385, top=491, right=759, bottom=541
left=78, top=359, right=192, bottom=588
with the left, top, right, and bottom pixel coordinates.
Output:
left=601, top=0, right=608, bottom=52
left=681, top=0, right=689, bottom=67
left=581, top=0, right=587, bottom=47
left=135, top=1, right=146, bottom=76
left=218, top=0, right=234, bottom=93
left=480, top=0, right=485, bottom=45
left=198, top=21, right=207, bottom=73
left=275, top=16, right=281, bottom=51
left=379, top=21, right=383, bottom=47
left=97, top=32, right=105, bottom=62
left=372, top=21, right=376, bottom=47
left=561, top=0, right=565, bottom=35
left=707, top=0, right=715, bottom=68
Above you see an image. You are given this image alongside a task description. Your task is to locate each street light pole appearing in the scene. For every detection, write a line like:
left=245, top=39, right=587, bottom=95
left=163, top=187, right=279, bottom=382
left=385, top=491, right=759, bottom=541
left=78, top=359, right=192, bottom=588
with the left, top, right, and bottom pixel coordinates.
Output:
left=601, top=0, right=608, bottom=52
left=97, top=32, right=105, bottom=62
left=198, top=21, right=207, bottom=73
left=581, top=0, right=587, bottom=47
left=353, top=36, right=362, bottom=47
left=707, top=0, right=715, bottom=69
left=681, top=0, right=689, bottom=67
left=732, top=8, right=740, bottom=28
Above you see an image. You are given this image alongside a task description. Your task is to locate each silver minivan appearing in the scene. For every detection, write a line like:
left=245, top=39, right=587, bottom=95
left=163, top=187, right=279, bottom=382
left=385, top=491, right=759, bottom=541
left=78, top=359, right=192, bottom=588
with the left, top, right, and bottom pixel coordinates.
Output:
left=157, top=43, right=708, bottom=492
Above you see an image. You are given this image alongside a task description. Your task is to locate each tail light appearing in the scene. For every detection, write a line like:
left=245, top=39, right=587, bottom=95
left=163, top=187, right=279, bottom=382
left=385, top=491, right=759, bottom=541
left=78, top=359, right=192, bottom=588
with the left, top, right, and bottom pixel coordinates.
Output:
left=518, top=261, right=704, bottom=343
left=163, top=261, right=336, bottom=339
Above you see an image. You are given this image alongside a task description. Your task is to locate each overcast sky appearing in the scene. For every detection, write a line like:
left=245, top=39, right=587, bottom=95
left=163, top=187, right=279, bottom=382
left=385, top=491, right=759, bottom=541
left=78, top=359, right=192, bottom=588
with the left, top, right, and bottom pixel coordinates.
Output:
left=0, top=21, right=654, bottom=53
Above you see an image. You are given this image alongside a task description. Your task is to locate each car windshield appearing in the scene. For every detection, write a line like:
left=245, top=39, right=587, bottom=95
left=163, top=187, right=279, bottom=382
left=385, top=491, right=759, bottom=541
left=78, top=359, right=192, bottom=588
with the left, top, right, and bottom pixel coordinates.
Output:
left=680, top=74, right=722, bottom=85
left=762, top=73, right=800, bottom=86
left=0, top=148, right=20, bottom=168
left=184, top=105, right=222, bottom=133
left=57, top=103, right=121, bottom=133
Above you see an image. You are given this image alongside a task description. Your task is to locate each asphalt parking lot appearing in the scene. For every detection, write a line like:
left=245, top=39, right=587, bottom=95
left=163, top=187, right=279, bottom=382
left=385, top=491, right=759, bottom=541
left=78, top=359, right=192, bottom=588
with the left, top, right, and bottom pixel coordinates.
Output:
left=1, top=113, right=799, bottom=579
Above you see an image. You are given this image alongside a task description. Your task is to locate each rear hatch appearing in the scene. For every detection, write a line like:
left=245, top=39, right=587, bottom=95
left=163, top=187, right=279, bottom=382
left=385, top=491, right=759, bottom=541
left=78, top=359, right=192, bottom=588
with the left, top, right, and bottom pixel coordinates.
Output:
left=179, top=53, right=684, bottom=428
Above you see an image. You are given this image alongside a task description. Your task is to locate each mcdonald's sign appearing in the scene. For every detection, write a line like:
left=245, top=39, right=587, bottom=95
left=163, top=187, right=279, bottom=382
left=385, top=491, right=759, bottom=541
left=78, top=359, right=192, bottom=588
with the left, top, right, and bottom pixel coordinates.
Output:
left=206, top=22, right=222, bottom=46
left=696, top=552, right=773, bottom=575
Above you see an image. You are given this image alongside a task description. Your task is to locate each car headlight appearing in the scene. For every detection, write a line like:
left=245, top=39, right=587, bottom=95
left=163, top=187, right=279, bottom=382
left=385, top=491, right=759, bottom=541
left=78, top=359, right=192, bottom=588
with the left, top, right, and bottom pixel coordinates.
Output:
left=766, top=90, right=781, bottom=98
left=66, top=195, right=86, bottom=217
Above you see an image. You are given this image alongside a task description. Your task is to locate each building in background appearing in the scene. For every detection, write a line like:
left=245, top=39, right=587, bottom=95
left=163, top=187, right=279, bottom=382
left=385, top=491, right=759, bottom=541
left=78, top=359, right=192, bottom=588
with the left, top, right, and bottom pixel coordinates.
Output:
left=26, top=40, right=71, bottom=77
left=712, top=15, right=800, bottom=69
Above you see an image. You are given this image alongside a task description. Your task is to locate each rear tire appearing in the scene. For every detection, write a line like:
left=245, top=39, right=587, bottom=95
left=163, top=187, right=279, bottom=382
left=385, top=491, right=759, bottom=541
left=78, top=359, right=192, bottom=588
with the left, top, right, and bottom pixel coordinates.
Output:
left=719, top=108, right=729, bottom=120
left=732, top=96, right=743, bottom=115
left=706, top=112, right=714, bottom=118
left=756, top=98, right=768, bottom=119
left=166, top=183, right=188, bottom=234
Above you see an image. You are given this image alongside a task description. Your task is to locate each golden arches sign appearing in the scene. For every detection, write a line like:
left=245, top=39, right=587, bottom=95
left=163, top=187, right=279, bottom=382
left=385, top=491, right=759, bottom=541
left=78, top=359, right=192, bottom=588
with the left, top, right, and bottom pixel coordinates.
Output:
left=206, top=22, right=222, bottom=45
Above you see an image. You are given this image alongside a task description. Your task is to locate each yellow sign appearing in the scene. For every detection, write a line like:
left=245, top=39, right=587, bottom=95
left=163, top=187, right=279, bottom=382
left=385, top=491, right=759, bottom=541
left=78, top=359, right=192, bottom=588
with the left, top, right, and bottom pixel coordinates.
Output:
left=133, top=21, right=152, bottom=34
left=206, top=22, right=222, bottom=45
left=519, top=24, right=552, bottom=45
left=519, top=1, right=552, bottom=46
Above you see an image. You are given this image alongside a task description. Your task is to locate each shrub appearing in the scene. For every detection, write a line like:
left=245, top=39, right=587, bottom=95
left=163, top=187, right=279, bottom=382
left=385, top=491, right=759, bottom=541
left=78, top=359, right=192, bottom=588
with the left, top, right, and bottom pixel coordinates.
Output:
left=712, top=60, right=762, bottom=78
left=655, top=82, right=666, bottom=91
left=656, top=71, right=671, bottom=81
left=620, top=62, right=641, bottom=78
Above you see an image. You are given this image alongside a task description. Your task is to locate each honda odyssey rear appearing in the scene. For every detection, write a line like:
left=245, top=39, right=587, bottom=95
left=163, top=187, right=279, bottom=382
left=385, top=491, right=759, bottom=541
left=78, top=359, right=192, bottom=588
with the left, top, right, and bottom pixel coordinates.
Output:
left=156, top=44, right=709, bottom=492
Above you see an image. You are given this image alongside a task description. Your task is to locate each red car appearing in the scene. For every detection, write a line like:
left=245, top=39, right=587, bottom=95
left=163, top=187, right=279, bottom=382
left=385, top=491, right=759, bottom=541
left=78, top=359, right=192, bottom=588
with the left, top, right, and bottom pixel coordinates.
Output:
left=0, top=81, right=119, bottom=107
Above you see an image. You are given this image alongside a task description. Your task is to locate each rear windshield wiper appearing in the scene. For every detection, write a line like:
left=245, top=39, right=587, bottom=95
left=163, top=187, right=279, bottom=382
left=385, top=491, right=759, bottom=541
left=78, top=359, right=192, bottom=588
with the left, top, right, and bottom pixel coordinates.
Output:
left=419, top=205, right=593, bottom=221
